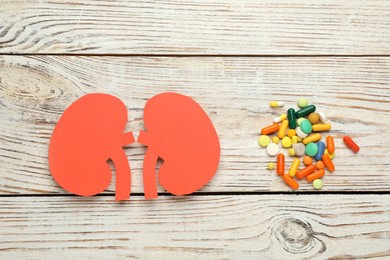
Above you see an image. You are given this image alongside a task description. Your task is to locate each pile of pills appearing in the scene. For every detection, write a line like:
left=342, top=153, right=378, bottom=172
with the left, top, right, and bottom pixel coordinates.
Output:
left=259, top=98, right=359, bottom=190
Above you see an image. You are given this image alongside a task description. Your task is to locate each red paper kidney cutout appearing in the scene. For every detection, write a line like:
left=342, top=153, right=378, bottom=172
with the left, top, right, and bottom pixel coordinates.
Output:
left=138, top=92, right=220, bottom=199
left=49, top=94, right=134, bottom=201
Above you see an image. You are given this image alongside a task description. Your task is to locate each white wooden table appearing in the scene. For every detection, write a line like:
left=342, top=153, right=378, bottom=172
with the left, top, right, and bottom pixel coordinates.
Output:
left=1, top=1, right=389, bottom=258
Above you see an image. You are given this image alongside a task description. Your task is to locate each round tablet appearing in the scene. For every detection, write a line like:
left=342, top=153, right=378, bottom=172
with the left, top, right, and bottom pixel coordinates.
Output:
left=258, top=135, right=271, bottom=147
left=297, top=98, right=309, bottom=108
left=306, top=143, right=319, bottom=157
left=282, top=136, right=292, bottom=148
left=297, top=118, right=305, bottom=126
left=300, top=119, right=313, bottom=134
left=266, top=143, right=279, bottom=156
left=293, top=143, right=306, bottom=157
left=288, top=148, right=295, bottom=156
left=267, top=162, right=275, bottom=170
left=313, top=179, right=323, bottom=190
left=308, top=113, right=319, bottom=124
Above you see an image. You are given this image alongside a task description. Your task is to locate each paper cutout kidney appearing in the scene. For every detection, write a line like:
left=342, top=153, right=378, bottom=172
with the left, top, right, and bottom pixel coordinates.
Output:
left=138, top=92, right=220, bottom=199
left=49, top=93, right=134, bottom=201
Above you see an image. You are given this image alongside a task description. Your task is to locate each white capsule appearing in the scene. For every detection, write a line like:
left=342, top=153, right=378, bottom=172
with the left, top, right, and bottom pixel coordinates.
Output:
left=270, top=101, right=284, bottom=108
left=318, top=111, right=327, bottom=123
left=273, top=113, right=287, bottom=123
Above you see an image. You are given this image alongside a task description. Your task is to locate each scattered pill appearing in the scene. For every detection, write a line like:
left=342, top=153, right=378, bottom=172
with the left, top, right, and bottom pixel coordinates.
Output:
left=268, top=162, right=275, bottom=170
left=303, top=156, right=313, bottom=166
left=313, top=179, right=323, bottom=190
left=293, top=143, right=306, bottom=157
left=282, top=174, right=299, bottom=190
left=308, top=113, right=320, bottom=124
left=297, top=98, right=309, bottom=108
left=270, top=101, right=284, bottom=108
left=312, top=124, right=331, bottom=132
left=266, top=143, right=279, bottom=156
left=261, top=123, right=280, bottom=135
left=307, top=169, right=325, bottom=182
left=314, top=141, right=326, bottom=161
left=322, top=154, right=335, bottom=172
left=318, top=111, right=327, bottom=123
left=296, top=105, right=316, bottom=118
left=258, top=135, right=271, bottom=147
left=305, top=143, right=319, bottom=157
left=288, top=148, right=296, bottom=156
left=288, top=158, right=301, bottom=177
left=287, top=129, right=296, bottom=138
left=326, top=136, right=335, bottom=154
left=343, top=136, right=360, bottom=153
left=296, top=164, right=317, bottom=180
left=324, top=149, right=335, bottom=159
left=300, top=119, right=313, bottom=134
left=277, top=153, right=285, bottom=176
left=296, top=127, right=308, bottom=139
left=302, top=133, right=322, bottom=145
left=273, top=113, right=287, bottom=123
left=282, top=136, right=292, bottom=148
left=316, top=160, right=325, bottom=169
left=278, top=120, right=289, bottom=139
left=297, top=118, right=305, bottom=126
left=272, top=136, right=280, bottom=144
left=287, top=108, right=297, bottom=129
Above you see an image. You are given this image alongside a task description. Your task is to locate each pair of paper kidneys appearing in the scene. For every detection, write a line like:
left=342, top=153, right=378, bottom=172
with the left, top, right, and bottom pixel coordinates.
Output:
left=49, top=92, right=220, bottom=201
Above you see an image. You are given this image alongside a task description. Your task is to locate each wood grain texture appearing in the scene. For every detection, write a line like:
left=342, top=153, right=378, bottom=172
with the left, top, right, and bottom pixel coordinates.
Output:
left=0, top=195, right=389, bottom=259
left=0, top=55, right=389, bottom=195
left=0, top=0, right=389, bottom=55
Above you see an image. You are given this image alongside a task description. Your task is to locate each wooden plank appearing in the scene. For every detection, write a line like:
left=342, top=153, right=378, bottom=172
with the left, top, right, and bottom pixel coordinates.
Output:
left=0, top=55, right=389, bottom=195
left=0, top=195, right=389, bottom=259
left=0, top=0, right=389, bottom=55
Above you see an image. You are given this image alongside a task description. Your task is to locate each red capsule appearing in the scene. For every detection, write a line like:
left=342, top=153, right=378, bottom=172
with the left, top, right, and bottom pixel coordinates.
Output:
left=277, top=153, right=285, bottom=176
left=343, top=136, right=359, bottom=153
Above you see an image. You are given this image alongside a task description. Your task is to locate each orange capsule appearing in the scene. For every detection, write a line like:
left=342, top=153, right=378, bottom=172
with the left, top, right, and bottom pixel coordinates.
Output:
left=343, top=136, right=360, bottom=153
left=306, top=169, right=325, bottom=182
left=277, top=153, right=285, bottom=176
left=326, top=136, right=335, bottom=154
left=296, top=164, right=316, bottom=180
left=261, top=123, right=280, bottom=135
left=282, top=174, right=299, bottom=190
left=322, top=154, right=335, bottom=172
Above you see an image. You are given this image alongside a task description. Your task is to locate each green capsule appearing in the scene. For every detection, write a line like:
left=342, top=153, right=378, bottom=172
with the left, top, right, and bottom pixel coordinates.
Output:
left=296, top=105, right=316, bottom=118
left=287, top=108, right=297, bottom=129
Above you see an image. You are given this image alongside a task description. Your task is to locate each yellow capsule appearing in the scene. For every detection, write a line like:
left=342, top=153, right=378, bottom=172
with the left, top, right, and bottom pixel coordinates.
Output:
left=272, top=136, right=280, bottom=144
left=282, top=136, right=292, bottom=148
left=292, top=136, right=298, bottom=144
left=278, top=120, right=289, bottom=139
left=312, top=124, right=331, bottom=132
left=289, top=158, right=301, bottom=177
left=270, top=101, right=284, bottom=108
left=287, top=129, right=296, bottom=138
left=324, top=149, right=335, bottom=159
left=302, top=133, right=322, bottom=145
left=273, top=113, right=287, bottom=123
left=288, top=148, right=296, bottom=156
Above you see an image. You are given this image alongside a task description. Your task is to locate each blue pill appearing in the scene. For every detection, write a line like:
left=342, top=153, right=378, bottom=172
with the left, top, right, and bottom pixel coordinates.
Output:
left=315, top=142, right=326, bottom=161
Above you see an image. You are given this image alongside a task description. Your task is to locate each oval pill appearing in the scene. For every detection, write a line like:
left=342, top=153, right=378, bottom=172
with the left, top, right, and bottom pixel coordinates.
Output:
left=282, top=174, right=299, bottom=190
left=287, top=108, right=297, bottom=129
left=343, top=136, right=360, bottom=153
left=296, top=164, right=316, bottom=180
left=307, top=169, right=325, bottom=182
left=277, top=153, right=285, bottom=176
left=273, top=113, right=287, bottom=123
left=266, top=143, right=279, bottom=156
left=314, top=141, right=326, bottom=160
left=278, top=120, right=289, bottom=139
left=326, top=136, right=335, bottom=154
left=303, top=133, right=322, bottom=145
left=322, top=154, right=335, bottom=172
left=261, top=123, right=280, bottom=135
left=258, top=135, right=271, bottom=147
left=270, top=101, right=284, bottom=108
left=318, top=111, right=327, bottom=123
left=300, top=119, right=313, bottom=134
left=305, top=143, right=318, bottom=157
left=312, top=124, right=331, bottom=132
left=288, top=158, right=301, bottom=177
left=296, top=105, right=316, bottom=118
